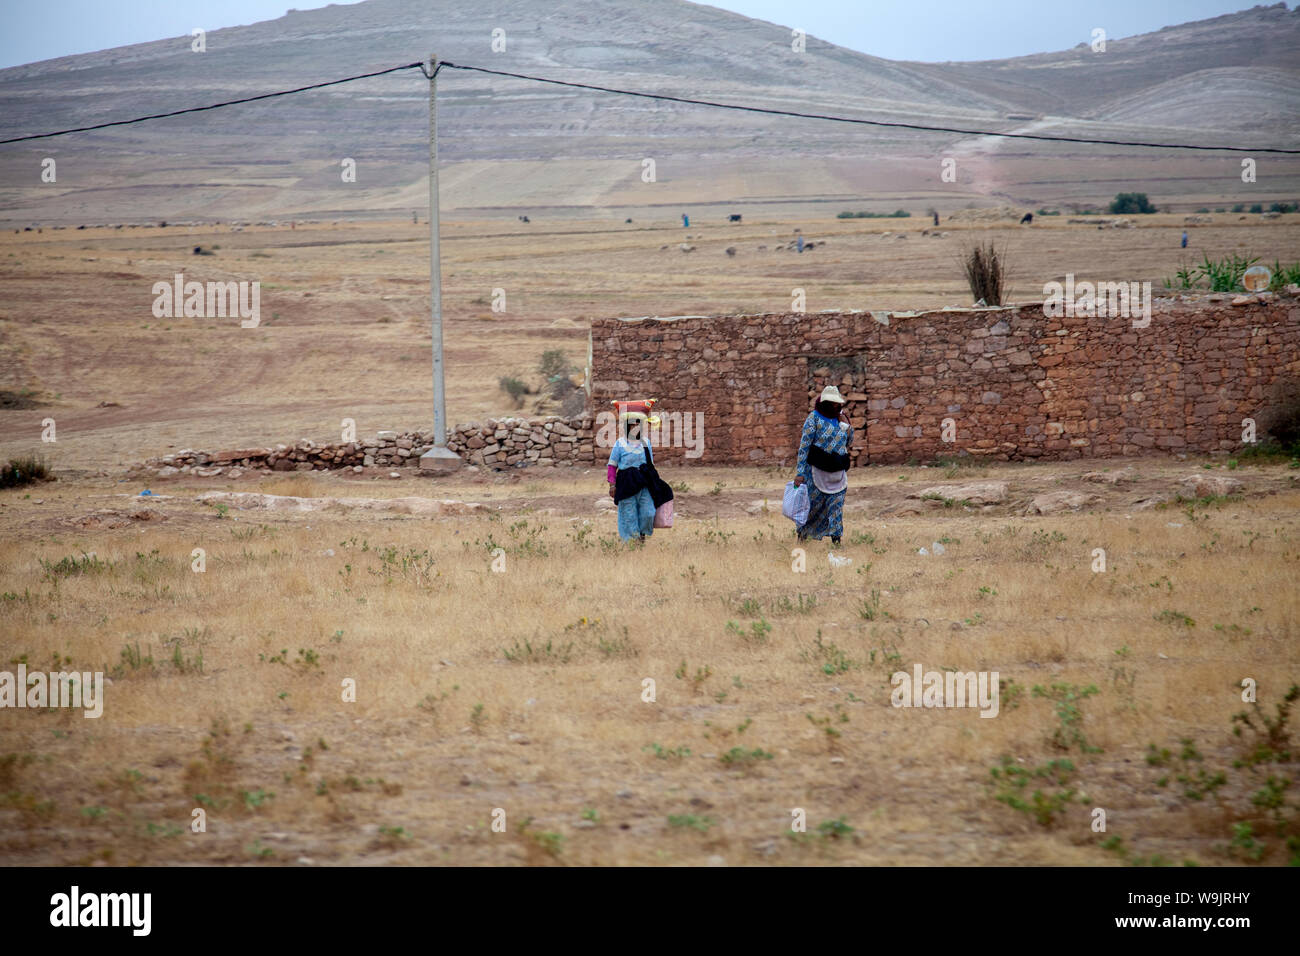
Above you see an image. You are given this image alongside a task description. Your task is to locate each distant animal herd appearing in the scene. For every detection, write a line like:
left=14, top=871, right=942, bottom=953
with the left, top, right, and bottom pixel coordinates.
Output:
left=508, top=211, right=1051, bottom=227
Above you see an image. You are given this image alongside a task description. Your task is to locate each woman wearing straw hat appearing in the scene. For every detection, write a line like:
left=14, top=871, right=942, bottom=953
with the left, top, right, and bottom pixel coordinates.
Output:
left=607, top=399, right=671, bottom=543
left=793, top=385, right=854, bottom=545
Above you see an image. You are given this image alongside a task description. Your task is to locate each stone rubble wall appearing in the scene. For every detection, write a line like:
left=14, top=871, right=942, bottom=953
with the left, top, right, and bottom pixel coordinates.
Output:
left=136, top=416, right=595, bottom=477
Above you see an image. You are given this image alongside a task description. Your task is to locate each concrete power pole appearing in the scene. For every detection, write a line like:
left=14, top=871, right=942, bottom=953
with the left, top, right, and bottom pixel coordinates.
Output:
left=420, top=53, right=461, bottom=473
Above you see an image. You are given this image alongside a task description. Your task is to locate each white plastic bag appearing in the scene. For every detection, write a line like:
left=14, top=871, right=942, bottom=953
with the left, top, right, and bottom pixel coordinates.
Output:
left=782, top=480, right=810, bottom=526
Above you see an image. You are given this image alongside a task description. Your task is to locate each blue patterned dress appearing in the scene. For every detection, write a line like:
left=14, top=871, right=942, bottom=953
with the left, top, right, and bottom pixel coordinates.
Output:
left=608, top=438, right=657, bottom=541
left=796, top=409, right=853, bottom=540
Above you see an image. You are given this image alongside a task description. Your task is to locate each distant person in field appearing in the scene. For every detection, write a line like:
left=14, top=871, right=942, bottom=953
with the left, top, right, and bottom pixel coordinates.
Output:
left=682, top=213, right=689, bottom=228
left=933, top=211, right=940, bottom=227
left=606, top=401, right=672, bottom=543
left=1182, top=230, right=1188, bottom=248
left=793, top=386, right=854, bottom=546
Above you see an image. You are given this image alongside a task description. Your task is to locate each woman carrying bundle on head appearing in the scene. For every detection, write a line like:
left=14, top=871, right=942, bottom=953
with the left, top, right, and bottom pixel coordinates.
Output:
left=794, top=385, right=854, bottom=546
left=606, top=399, right=674, bottom=543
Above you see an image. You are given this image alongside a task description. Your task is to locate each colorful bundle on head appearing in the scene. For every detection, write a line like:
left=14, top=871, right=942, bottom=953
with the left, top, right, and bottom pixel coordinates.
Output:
left=612, top=398, right=660, bottom=427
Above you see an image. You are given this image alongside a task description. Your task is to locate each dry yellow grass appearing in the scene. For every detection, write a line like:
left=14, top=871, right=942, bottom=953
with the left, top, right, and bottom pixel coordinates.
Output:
left=1, top=462, right=1297, bottom=865
left=2, top=213, right=1298, bottom=866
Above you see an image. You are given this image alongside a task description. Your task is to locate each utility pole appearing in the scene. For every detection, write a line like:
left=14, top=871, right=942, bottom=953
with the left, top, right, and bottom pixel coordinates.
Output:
left=420, top=53, right=461, bottom=473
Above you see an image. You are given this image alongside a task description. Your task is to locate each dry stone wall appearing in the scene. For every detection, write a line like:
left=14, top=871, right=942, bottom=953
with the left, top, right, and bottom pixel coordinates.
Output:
left=136, top=416, right=595, bottom=477
left=588, top=292, right=1300, bottom=465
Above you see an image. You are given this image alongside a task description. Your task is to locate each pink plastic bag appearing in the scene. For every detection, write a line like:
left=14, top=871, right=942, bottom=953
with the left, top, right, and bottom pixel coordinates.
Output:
left=653, top=499, right=674, bottom=529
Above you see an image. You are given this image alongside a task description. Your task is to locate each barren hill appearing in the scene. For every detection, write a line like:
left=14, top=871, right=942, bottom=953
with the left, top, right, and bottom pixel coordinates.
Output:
left=0, top=0, right=1297, bottom=222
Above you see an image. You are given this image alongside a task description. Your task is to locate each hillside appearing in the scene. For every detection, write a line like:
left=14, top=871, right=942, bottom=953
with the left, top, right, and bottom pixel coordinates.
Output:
left=0, top=0, right=1297, bottom=222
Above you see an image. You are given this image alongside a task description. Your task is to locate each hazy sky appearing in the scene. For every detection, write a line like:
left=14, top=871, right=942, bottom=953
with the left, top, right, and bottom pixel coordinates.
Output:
left=0, top=0, right=1276, bottom=69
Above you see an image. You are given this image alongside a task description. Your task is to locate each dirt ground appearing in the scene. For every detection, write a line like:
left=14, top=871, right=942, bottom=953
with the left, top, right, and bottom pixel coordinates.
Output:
left=1, top=213, right=1297, bottom=473
left=1, top=215, right=1298, bottom=867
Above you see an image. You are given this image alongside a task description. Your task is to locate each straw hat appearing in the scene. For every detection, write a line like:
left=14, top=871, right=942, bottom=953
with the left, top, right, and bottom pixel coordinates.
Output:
left=819, top=385, right=846, bottom=405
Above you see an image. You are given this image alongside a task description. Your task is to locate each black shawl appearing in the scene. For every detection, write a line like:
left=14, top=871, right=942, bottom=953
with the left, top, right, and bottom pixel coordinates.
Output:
left=612, top=442, right=675, bottom=507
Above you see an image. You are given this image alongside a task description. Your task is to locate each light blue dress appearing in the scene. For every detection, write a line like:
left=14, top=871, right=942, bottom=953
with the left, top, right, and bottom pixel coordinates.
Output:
left=608, top=438, right=656, bottom=541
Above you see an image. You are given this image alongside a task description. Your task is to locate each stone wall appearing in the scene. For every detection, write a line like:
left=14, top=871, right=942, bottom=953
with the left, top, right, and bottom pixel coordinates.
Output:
left=137, top=416, right=595, bottom=477
left=587, top=292, right=1300, bottom=465
left=447, top=417, right=595, bottom=468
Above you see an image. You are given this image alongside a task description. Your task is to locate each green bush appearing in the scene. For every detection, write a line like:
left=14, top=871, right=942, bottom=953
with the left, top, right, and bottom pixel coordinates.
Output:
left=538, top=349, right=570, bottom=385
left=1268, top=261, right=1300, bottom=291
left=1145, top=686, right=1300, bottom=864
left=1201, top=253, right=1260, bottom=292
left=538, top=348, right=585, bottom=414
left=498, top=376, right=528, bottom=407
left=1108, top=193, right=1157, bottom=215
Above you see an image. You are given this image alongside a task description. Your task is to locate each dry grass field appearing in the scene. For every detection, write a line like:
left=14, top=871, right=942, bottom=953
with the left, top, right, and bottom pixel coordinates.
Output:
left=2, top=214, right=1299, bottom=866
left=1, top=459, right=1298, bottom=866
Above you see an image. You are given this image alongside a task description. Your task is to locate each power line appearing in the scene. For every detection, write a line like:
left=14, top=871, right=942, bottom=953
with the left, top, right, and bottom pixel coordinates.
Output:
left=0, top=61, right=426, bottom=144
left=2, top=57, right=1297, bottom=154
left=439, top=61, right=1300, bottom=155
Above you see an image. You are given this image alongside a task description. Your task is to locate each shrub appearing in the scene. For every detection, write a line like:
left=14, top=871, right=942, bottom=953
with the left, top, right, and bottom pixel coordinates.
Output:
left=1108, top=192, right=1157, bottom=215
left=498, top=376, right=528, bottom=407
left=990, top=757, right=1080, bottom=827
left=538, top=348, right=584, bottom=413
left=1, top=455, right=52, bottom=488
left=961, top=241, right=1007, bottom=305
left=1268, top=261, right=1300, bottom=292
left=538, top=350, right=570, bottom=394
left=835, top=210, right=910, bottom=219
left=1144, top=685, right=1300, bottom=864
left=1198, top=252, right=1259, bottom=292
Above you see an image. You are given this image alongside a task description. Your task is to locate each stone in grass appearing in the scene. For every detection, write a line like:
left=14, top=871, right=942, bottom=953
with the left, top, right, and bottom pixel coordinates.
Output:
left=1023, top=490, right=1100, bottom=515
left=910, top=481, right=1008, bottom=505
left=1081, top=466, right=1137, bottom=484
left=1179, top=474, right=1243, bottom=498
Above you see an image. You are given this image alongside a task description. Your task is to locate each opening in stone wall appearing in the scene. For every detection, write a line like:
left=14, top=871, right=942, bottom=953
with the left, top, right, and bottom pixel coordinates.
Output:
left=808, top=353, right=871, bottom=466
